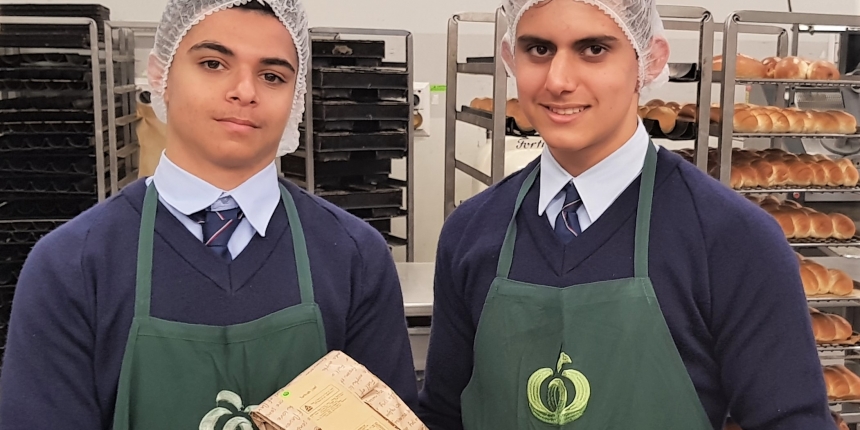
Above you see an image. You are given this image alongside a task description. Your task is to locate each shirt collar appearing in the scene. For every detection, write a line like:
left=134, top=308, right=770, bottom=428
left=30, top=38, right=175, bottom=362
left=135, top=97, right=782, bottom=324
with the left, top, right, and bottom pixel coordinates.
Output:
left=538, top=119, right=651, bottom=221
left=151, top=151, right=281, bottom=237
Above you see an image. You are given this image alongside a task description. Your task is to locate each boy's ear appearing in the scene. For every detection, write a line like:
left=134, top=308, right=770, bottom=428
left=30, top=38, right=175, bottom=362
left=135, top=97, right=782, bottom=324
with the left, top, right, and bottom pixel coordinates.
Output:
left=645, top=36, right=670, bottom=83
left=501, top=38, right=516, bottom=77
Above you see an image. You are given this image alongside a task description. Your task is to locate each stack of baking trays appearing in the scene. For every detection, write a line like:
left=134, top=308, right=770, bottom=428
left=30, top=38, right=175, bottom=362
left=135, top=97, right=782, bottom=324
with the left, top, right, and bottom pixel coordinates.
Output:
left=0, top=4, right=122, bottom=364
left=283, top=38, right=410, bottom=248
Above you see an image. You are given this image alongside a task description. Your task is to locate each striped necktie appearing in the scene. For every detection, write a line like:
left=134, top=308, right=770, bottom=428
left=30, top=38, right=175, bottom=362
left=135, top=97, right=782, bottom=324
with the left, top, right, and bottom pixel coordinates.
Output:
left=554, top=182, right=582, bottom=243
left=193, top=207, right=244, bottom=261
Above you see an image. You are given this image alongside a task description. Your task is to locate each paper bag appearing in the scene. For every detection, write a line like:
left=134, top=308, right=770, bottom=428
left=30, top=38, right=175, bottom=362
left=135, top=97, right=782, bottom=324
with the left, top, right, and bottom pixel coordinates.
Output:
left=135, top=102, right=167, bottom=178
left=251, top=351, right=427, bottom=430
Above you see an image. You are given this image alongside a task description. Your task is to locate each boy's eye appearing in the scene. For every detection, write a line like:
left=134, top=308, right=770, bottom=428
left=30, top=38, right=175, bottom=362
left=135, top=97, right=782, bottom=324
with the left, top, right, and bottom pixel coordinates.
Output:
left=204, top=60, right=222, bottom=69
left=585, top=46, right=606, bottom=56
left=529, top=45, right=551, bottom=56
left=263, top=73, right=284, bottom=83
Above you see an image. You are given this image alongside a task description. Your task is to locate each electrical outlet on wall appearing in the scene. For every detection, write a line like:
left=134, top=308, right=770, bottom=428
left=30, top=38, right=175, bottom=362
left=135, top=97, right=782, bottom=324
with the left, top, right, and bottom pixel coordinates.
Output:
left=413, top=81, right=430, bottom=135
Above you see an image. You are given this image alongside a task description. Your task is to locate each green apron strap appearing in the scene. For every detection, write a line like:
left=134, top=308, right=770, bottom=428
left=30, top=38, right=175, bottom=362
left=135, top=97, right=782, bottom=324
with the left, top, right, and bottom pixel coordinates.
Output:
left=135, top=184, right=158, bottom=317
left=497, top=165, right=540, bottom=278
left=280, top=184, right=315, bottom=305
left=633, top=142, right=658, bottom=279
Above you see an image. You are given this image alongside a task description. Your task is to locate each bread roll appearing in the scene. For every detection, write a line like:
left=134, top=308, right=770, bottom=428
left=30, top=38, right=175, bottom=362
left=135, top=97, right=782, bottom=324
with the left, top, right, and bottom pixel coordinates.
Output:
left=808, top=162, right=828, bottom=187
left=664, top=102, right=681, bottom=113
left=773, top=57, right=811, bottom=80
left=830, top=213, right=857, bottom=239
left=801, top=265, right=820, bottom=295
left=829, top=269, right=855, bottom=296
left=812, top=312, right=838, bottom=342
left=781, top=109, right=806, bottom=133
left=709, top=106, right=723, bottom=124
left=506, top=99, right=534, bottom=131
left=770, top=160, right=790, bottom=186
left=825, top=366, right=852, bottom=399
left=786, top=159, right=813, bottom=186
left=750, top=159, right=775, bottom=187
left=827, top=110, right=858, bottom=135
left=787, top=208, right=812, bottom=239
left=678, top=103, right=697, bottom=120
left=836, top=158, right=859, bottom=187
left=807, top=60, right=840, bottom=80
left=637, top=106, right=650, bottom=119
left=808, top=211, right=835, bottom=239
left=782, top=199, right=803, bottom=209
left=713, top=54, right=768, bottom=78
left=833, top=366, right=860, bottom=399
left=805, top=260, right=832, bottom=295
left=469, top=97, right=493, bottom=112
left=818, top=160, right=845, bottom=187
left=762, top=56, right=781, bottom=78
left=645, top=106, right=677, bottom=134
left=645, top=99, right=665, bottom=108
left=773, top=210, right=796, bottom=238
left=765, top=109, right=791, bottom=133
left=800, top=111, right=817, bottom=134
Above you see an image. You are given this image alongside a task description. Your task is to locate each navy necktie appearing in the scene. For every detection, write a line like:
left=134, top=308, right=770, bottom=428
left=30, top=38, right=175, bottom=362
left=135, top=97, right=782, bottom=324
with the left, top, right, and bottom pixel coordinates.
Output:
left=554, top=182, right=582, bottom=243
left=193, top=207, right=243, bottom=261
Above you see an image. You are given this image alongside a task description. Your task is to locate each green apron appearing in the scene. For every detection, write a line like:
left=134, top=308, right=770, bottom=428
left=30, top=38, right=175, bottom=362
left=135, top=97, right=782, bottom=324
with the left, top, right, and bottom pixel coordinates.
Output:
left=460, top=143, right=713, bottom=429
left=112, top=184, right=327, bottom=430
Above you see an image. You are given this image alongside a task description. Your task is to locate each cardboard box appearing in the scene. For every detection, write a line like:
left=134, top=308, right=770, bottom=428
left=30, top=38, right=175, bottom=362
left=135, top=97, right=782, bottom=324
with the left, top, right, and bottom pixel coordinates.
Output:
left=251, top=351, right=428, bottom=430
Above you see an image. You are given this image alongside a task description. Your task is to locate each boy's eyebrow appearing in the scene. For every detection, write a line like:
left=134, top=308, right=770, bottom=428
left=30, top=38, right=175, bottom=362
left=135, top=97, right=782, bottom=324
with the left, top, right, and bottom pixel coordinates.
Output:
left=188, top=40, right=295, bottom=73
left=516, top=34, right=620, bottom=49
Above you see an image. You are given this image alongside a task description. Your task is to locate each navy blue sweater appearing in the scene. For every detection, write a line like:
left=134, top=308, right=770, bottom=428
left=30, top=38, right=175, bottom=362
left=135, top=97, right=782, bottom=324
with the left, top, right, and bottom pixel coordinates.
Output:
left=417, top=149, right=833, bottom=430
left=0, top=178, right=417, bottom=429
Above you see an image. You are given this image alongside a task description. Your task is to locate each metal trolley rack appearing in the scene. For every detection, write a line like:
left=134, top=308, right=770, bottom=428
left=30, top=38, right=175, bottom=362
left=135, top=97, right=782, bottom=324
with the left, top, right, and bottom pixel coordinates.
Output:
left=291, top=27, right=416, bottom=261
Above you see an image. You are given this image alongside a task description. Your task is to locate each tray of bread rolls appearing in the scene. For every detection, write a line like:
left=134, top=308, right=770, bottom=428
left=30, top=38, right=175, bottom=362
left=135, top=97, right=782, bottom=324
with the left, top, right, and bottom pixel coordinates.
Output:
left=731, top=148, right=860, bottom=192
left=799, top=256, right=860, bottom=307
left=824, top=363, right=860, bottom=404
left=637, top=100, right=699, bottom=140
left=465, top=98, right=536, bottom=136
left=713, top=104, right=859, bottom=137
left=746, top=197, right=859, bottom=247
left=714, top=54, right=860, bottom=87
left=811, top=308, right=860, bottom=349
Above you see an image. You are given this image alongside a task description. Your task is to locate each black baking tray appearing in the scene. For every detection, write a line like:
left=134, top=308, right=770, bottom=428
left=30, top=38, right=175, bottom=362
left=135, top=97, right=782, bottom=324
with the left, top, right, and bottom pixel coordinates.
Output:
left=281, top=155, right=391, bottom=179
left=312, top=88, right=407, bottom=102
left=311, top=119, right=409, bottom=133
left=0, top=53, right=91, bottom=67
left=0, top=264, right=21, bottom=289
left=0, top=33, right=95, bottom=49
left=312, top=67, right=409, bottom=89
left=0, top=79, right=93, bottom=92
left=667, top=63, right=700, bottom=83
left=0, top=154, right=95, bottom=176
left=0, top=122, right=98, bottom=134
left=0, top=176, right=96, bottom=195
left=0, top=66, right=98, bottom=81
left=299, top=129, right=407, bottom=152
left=313, top=101, right=409, bottom=121
left=0, top=133, right=97, bottom=153
left=0, top=110, right=109, bottom=123
left=311, top=40, right=385, bottom=59
left=347, top=207, right=407, bottom=221
left=642, top=118, right=698, bottom=140
left=459, top=106, right=539, bottom=137
left=311, top=180, right=404, bottom=210
left=0, top=196, right=96, bottom=220
left=0, top=244, right=32, bottom=262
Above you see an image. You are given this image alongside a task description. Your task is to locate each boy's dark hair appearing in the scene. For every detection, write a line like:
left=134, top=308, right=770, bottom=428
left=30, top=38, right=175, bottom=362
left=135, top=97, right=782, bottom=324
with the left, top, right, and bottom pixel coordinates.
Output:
left=235, top=0, right=277, bottom=17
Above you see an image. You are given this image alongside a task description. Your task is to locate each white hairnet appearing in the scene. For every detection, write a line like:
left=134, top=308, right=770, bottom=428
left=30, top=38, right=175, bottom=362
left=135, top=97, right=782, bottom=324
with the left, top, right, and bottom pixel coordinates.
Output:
left=502, top=0, right=670, bottom=91
left=149, top=0, right=308, bottom=156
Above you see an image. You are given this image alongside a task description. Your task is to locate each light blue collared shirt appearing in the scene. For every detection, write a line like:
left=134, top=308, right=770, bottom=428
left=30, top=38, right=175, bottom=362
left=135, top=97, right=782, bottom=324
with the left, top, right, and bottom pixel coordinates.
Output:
left=145, top=152, right=281, bottom=259
left=538, top=119, right=654, bottom=231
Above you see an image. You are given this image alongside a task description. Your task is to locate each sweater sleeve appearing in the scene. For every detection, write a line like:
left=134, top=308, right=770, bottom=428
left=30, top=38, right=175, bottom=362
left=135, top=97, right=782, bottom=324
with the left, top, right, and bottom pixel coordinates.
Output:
left=342, top=225, right=418, bottom=409
left=705, top=203, right=835, bottom=430
left=0, top=224, right=102, bottom=429
left=416, top=215, right=474, bottom=430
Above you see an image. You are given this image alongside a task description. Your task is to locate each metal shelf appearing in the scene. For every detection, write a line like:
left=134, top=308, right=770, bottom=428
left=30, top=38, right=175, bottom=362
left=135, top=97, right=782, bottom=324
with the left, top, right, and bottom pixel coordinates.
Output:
left=737, top=186, right=860, bottom=194
left=293, top=27, right=416, bottom=262
left=456, top=62, right=496, bottom=76
left=791, top=237, right=860, bottom=248
left=455, top=108, right=494, bottom=130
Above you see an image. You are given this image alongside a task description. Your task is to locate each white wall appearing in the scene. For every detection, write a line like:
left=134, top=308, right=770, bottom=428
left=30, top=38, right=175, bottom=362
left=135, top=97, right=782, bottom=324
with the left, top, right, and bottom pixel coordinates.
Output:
left=3, top=0, right=859, bottom=261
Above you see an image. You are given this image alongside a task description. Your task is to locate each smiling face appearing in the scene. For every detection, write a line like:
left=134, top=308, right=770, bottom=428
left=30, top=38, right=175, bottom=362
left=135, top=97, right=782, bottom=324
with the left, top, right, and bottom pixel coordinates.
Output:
left=162, top=6, right=297, bottom=181
left=508, top=0, right=642, bottom=176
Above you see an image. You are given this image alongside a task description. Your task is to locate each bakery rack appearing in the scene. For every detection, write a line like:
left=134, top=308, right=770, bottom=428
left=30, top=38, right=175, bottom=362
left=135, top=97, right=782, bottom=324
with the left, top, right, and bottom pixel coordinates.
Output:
left=716, top=11, right=860, bottom=189
left=103, top=21, right=156, bottom=192
left=0, top=8, right=140, bottom=367
left=443, top=8, right=509, bottom=218
left=284, top=27, right=416, bottom=261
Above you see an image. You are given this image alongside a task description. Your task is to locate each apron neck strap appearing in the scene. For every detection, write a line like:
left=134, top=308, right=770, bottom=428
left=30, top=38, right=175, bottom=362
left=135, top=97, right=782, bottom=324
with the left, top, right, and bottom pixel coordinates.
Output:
left=496, top=141, right=659, bottom=280
left=634, top=142, right=658, bottom=278
left=135, top=182, right=315, bottom=318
